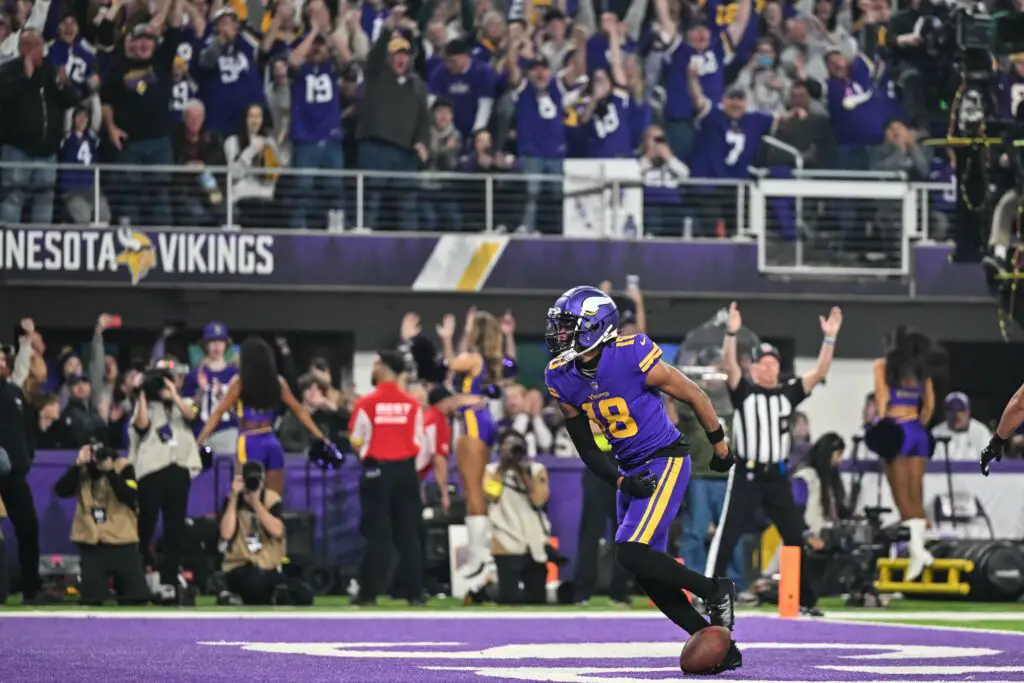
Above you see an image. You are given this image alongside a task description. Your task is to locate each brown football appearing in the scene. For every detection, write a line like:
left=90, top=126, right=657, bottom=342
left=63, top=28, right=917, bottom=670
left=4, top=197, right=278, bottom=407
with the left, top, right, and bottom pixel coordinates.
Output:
left=679, top=626, right=732, bottom=674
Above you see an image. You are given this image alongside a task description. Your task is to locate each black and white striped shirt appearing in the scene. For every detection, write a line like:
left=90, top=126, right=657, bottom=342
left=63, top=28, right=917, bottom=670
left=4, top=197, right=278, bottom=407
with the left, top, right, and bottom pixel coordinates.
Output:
left=728, top=377, right=809, bottom=465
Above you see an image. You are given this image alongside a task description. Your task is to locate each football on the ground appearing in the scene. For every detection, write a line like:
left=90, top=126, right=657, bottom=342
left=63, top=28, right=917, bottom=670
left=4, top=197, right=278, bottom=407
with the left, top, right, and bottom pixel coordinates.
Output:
left=679, top=625, right=732, bottom=674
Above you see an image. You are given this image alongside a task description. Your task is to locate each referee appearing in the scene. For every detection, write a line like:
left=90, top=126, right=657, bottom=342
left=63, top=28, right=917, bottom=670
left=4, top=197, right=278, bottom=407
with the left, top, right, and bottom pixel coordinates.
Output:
left=705, top=302, right=842, bottom=615
left=349, top=351, right=427, bottom=607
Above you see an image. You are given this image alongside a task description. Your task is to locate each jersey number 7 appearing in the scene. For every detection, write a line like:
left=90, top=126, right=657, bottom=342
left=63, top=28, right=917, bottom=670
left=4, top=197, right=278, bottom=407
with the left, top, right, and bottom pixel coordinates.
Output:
left=582, top=397, right=638, bottom=439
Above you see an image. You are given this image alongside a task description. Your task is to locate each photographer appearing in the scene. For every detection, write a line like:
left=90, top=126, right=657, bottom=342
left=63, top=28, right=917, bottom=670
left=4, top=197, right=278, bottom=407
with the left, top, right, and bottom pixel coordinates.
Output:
left=219, top=462, right=313, bottom=606
left=129, top=367, right=202, bottom=602
left=53, top=443, right=150, bottom=605
left=482, top=430, right=553, bottom=605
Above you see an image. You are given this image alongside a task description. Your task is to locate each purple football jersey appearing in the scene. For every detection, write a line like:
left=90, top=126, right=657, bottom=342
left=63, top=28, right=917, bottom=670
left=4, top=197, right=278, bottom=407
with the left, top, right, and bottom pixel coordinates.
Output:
left=545, top=333, right=680, bottom=467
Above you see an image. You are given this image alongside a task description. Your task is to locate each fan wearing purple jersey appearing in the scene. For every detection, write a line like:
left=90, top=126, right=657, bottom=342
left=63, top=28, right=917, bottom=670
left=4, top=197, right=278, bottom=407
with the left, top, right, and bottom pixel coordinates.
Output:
left=999, top=55, right=1024, bottom=120
left=507, top=22, right=579, bottom=233
left=687, top=67, right=777, bottom=180
left=183, top=323, right=239, bottom=455
left=545, top=287, right=742, bottom=674
left=287, top=17, right=350, bottom=229
left=655, top=0, right=751, bottom=160
left=579, top=24, right=632, bottom=159
left=428, top=38, right=497, bottom=141
left=47, top=12, right=97, bottom=99
left=196, top=7, right=265, bottom=135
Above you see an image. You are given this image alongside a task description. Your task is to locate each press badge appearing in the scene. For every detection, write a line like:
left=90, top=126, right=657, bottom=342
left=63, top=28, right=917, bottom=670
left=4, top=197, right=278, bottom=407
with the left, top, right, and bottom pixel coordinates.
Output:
left=92, top=507, right=107, bottom=524
left=246, top=530, right=263, bottom=553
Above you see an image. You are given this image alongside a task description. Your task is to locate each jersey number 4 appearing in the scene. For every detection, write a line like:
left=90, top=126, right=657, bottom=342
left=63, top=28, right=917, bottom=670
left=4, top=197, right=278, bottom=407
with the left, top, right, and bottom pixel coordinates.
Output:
left=582, top=397, right=638, bottom=439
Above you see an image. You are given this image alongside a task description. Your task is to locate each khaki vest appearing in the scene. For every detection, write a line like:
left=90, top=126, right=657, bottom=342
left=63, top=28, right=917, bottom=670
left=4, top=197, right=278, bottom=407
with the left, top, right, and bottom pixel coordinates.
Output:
left=70, top=459, right=139, bottom=546
left=0, top=491, right=6, bottom=519
left=222, top=492, right=286, bottom=572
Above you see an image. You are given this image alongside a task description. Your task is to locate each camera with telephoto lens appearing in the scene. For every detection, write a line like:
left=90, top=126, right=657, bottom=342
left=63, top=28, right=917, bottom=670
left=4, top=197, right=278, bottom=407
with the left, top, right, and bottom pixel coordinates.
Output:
left=141, top=368, right=174, bottom=401
left=242, top=461, right=265, bottom=492
left=90, top=439, right=119, bottom=463
left=498, top=430, right=528, bottom=466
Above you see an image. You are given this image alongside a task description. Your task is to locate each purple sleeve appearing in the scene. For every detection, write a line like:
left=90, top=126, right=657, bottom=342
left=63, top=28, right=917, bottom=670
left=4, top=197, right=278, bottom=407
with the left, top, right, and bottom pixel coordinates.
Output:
left=791, top=478, right=809, bottom=507
left=182, top=368, right=199, bottom=397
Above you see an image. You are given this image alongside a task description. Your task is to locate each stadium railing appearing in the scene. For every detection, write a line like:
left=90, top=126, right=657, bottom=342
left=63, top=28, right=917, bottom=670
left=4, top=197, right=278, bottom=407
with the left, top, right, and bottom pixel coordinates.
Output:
left=0, top=160, right=955, bottom=274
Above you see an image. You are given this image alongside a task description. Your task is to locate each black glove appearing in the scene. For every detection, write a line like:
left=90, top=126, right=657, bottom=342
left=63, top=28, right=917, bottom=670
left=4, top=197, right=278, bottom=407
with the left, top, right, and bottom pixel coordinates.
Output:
left=708, top=446, right=740, bottom=473
left=619, top=470, right=657, bottom=498
left=980, top=435, right=1007, bottom=476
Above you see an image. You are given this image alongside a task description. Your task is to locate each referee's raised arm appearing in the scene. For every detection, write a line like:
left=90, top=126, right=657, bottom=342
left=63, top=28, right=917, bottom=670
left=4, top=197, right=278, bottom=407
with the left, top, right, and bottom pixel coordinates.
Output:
left=721, top=302, right=744, bottom=390
left=799, top=307, right=843, bottom=394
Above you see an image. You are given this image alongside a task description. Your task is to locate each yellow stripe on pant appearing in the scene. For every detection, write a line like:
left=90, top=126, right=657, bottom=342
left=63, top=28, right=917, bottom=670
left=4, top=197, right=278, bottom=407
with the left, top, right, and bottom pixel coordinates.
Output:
left=237, top=434, right=247, bottom=464
left=464, top=409, right=480, bottom=440
left=628, top=458, right=684, bottom=544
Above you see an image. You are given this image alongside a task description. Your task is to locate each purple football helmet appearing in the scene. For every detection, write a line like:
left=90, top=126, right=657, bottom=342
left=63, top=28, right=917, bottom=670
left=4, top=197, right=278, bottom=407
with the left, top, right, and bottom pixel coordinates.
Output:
left=545, top=286, right=620, bottom=360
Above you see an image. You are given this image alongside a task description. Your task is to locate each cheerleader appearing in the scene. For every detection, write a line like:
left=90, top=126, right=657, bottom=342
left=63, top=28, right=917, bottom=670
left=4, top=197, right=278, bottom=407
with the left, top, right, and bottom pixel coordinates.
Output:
left=197, top=337, right=336, bottom=495
left=869, top=326, right=938, bottom=581
left=435, top=310, right=515, bottom=590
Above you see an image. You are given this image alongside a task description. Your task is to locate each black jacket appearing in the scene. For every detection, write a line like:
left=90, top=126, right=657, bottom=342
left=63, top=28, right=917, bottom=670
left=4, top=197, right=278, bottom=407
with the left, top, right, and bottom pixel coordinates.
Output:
left=61, top=398, right=106, bottom=447
left=0, top=59, right=81, bottom=157
left=0, top=380, right=33, bottom=478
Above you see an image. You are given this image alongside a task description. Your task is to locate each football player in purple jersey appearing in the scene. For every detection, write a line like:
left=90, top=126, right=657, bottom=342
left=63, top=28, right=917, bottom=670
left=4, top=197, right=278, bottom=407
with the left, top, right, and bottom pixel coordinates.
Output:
left=544, top=286, right=743, bottom=674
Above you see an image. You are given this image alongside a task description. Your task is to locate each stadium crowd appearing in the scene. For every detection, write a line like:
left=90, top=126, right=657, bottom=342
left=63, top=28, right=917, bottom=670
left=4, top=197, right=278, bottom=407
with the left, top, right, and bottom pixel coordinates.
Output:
left=1, top=0, right=1022, bottom=236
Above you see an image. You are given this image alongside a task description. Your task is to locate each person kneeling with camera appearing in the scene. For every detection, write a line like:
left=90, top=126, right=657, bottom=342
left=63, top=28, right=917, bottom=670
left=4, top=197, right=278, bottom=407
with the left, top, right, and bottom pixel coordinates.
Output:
left=218, top=462, right=314, bottom=606
left=130, top=367, right=203, bottom=602
left=54, top=443, right=150, bottom=605
left=479, top=430, right=557, bottom=605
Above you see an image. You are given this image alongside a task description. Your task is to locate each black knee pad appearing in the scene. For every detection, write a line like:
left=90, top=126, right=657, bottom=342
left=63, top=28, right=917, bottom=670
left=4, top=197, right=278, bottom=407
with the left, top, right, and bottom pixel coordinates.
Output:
left=615, top=541, right=651, bottom=573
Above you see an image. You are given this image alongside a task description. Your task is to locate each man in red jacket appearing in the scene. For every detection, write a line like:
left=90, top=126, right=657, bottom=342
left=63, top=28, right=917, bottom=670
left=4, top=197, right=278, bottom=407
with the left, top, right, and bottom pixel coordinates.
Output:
left=349, top=350, right=427, bottom=606
left=417, top=385, right=455, bottom=512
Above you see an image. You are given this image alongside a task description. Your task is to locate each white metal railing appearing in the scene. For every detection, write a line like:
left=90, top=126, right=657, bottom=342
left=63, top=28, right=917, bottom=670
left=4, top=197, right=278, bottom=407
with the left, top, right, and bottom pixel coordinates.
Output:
left=0, top=160, right=958, bottom=270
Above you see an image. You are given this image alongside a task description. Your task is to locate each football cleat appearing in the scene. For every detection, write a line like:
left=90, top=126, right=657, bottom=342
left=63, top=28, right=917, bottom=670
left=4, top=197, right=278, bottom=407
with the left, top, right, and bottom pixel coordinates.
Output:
left=707, top=579, right=736, bottom=631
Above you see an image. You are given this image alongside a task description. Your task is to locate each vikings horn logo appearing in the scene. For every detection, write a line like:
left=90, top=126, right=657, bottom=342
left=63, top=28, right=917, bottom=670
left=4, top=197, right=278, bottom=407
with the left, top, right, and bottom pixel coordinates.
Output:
left=580, top=294, right=614, bottom=316
left=114, top=229, right=157, bottom=285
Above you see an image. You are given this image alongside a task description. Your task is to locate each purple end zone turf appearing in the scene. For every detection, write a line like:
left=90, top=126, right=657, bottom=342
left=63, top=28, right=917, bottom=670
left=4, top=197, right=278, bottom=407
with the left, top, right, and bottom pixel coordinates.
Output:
left=0, top=613, right=1020, bottom=683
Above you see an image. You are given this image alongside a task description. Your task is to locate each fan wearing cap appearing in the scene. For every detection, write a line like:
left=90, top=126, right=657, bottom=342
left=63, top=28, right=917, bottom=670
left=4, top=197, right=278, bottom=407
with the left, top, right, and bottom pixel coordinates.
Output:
left=687, top=77, right=777, bottom=183
left=99, top=13, right=188, bottom=227
left=653, top=0, right=749, bottom=159
left=357, top=10, right=431, bottom=231
left=931, top=392, right=992, bottom=463
left=507, top=22, right=577, bottom=233
left=286, top=6, right=351, bottom=229
left=427, top=37, right=497, bottom=141
left=409, top=384, right=455, bottom=512
left=182, top=322, right=240, bottom=455
left=712, top=301, right=841, bottom=615
left=195, top=6, right=264, bottom=134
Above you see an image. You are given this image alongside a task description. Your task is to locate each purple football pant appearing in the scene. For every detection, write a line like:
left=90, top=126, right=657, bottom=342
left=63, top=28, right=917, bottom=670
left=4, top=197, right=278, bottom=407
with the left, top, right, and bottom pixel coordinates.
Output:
left=615, top=456, right=692, bottom=552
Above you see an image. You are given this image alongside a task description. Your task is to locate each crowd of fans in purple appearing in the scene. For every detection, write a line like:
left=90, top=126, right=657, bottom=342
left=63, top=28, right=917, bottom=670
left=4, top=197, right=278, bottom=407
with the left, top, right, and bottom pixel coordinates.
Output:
left=0, top=0, right=1022, bottom=235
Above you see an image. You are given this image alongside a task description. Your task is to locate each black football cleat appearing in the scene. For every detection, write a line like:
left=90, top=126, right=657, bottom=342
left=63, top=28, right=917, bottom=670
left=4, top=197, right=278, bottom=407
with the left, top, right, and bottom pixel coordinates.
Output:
left=800, top=605, right=825, bottom=618
left=694, top=642, right=742, bottom=676
left=707, top=579, right=736, bottom=631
